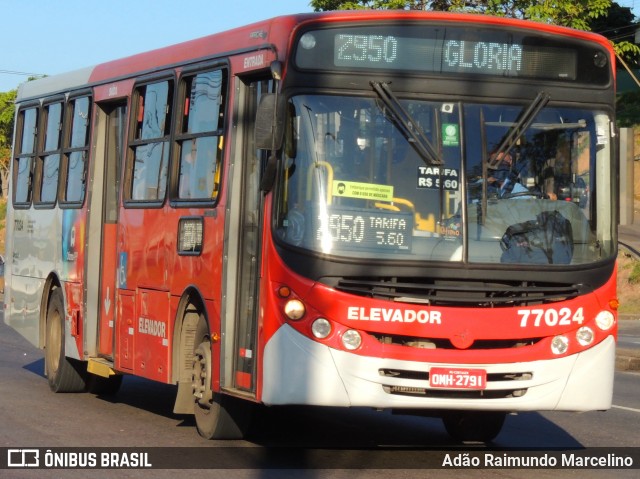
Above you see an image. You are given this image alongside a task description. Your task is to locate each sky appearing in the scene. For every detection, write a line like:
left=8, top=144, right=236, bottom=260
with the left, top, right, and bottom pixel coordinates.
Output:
left=2, top=0, right=640, bottom=93
left=0, top=0, right=313, bottom=92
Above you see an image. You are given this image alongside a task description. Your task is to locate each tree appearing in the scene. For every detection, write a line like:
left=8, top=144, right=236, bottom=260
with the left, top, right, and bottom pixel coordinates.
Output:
left=590, top=1, right=637, bottom=42
left=0, top=90, right=16, bottom=198
left=311, top=0, right=420, bottom=9
left=310, top=1, right=640, bottom=80
left=310, top=1, right=640, bottom=124
left=589, top=2, right=639, bottom=67
left=617, top=91, right=640, bottom=127
left=310, top=0, right=612, bottom=29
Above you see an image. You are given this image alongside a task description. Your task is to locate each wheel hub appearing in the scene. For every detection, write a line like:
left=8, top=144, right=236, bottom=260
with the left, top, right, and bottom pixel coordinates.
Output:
left=192, top=342, right=213, bottom=407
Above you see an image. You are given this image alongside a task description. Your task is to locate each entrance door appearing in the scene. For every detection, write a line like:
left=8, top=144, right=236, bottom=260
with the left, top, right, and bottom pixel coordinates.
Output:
left=86, top=101, right=126, bottom=359
left=221, top=77, right=272, bottom=394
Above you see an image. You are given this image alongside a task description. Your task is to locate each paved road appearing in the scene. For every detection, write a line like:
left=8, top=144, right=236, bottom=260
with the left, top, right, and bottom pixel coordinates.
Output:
left=619, top=319, right=640, bottom=350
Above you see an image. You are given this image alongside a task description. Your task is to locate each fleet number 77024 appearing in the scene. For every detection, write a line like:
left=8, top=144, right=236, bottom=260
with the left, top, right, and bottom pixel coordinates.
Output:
left=517, top=307, right=585, bottom=327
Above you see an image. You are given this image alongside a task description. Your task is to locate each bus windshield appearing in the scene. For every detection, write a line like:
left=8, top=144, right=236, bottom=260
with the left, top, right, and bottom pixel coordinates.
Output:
left=274, top=94, right=615, bottom=266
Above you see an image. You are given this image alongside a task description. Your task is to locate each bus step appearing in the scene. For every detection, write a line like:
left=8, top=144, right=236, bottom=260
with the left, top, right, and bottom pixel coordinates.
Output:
left=87, top=358, right=117, bottom=378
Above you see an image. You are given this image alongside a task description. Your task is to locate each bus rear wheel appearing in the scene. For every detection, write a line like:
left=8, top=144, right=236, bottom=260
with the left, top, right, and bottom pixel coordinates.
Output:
left=45, top=289, right=87, bottom=393
left=191, top=322, right=253, bottom=439
left=442, top=411, right=506, bottom=443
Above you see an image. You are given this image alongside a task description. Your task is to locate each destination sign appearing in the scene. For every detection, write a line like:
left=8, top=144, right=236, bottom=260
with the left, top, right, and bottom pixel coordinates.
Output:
left=334, top=34, right=535, bottom=78
left=295, top=24, right=610, bottom=84
left=314, top=206, right=413, bottom=252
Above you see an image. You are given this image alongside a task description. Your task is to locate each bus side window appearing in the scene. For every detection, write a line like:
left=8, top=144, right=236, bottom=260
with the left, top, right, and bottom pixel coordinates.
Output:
left=176, top=68, right=226, bottom=202
left=35, top=101, right=63, bottom=205
left=61, top=96, right=91, bottom=206
left=128, top=80, right=173, bottom=202
left=12, top=107, right=38, bottom=206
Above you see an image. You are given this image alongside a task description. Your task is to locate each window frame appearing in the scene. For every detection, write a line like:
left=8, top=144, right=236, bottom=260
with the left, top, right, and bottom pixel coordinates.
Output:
left=123, top=74, right=176, bottom=207
left=58, top=92, right=93, bottom=209
left=12, top=104, right=40, bottom=209
left=171, top=63, right=228, bottom=208
left=33, top=97, right=65, bottom=208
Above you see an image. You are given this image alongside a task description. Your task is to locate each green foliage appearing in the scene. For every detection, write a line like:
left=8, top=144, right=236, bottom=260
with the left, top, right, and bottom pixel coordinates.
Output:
left=590, top=2, right=637, bottom=39
left=588, top=2, right=640, bottom=69
left=0, top=90, right=16, bottom=177
left=617, top=91, right=640, bottom=127
left=311, top=0, right=416, bottom=10
left=525, top=0, right=610, bottom=29
left=614, top=40, right=640, bottom=66
left=0, top=90, right=16, bottom=149
left=311, top=0, right=613, bottom=28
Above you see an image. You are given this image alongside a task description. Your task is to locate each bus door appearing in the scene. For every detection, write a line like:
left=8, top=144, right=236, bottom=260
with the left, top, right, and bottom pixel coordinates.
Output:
left=221, top=76, right=273, bottom=395
left=86, top=101, right=126, bottom=359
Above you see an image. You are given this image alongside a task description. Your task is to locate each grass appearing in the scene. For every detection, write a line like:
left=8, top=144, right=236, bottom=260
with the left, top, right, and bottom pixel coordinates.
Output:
left=629, top=261, right=640, bottom=285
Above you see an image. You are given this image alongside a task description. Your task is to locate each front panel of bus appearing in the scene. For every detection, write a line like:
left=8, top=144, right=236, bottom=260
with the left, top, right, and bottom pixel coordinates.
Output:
left=260, top=18, right=617, bottom=413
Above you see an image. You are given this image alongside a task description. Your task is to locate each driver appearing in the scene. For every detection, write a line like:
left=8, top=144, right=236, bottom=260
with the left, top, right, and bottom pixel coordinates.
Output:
left=487, top=151, right=528, bottom=197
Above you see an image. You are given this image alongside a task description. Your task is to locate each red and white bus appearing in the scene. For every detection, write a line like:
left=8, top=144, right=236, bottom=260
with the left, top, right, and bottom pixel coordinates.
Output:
left=5, top=11, right=619, bottom=442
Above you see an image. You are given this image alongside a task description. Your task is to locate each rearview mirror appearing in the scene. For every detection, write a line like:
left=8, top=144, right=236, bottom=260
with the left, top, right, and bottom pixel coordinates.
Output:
left=255, top=93, right=284, bottom=151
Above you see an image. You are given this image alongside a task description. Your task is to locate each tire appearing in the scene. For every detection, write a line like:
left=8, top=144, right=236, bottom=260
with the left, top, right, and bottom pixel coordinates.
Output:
left=442, top=411, right=506, bottom=443
left=45, top=289, right=87, bottom=393
left=191, top=316, right=253, bottom=439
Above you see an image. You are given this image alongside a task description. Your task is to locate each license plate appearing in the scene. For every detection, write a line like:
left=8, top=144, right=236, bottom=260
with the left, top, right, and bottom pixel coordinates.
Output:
left=429, top=367, right=487, bottom=390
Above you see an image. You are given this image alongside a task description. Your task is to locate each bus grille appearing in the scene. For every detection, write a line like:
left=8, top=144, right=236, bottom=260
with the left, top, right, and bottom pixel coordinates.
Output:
left=371, top=335, right=541, bottom=350
left=382, top=385, right=528, bottom=399
left=334, top=277, right=580, bottom=307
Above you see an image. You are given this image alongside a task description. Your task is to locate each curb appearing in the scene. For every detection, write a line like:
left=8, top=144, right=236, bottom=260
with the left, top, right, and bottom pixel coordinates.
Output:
left=616, top=349, right=640, bottom=371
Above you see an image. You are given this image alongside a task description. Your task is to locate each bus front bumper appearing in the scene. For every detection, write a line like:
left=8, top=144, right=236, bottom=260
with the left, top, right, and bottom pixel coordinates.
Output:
left=261, top=324, right=615, bottom=412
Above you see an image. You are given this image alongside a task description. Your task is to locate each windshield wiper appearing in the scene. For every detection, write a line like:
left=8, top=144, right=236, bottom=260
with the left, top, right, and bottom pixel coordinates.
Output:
left=370, top=81, right=444, bottom=166
left=488, top=91, right=550, bottom=169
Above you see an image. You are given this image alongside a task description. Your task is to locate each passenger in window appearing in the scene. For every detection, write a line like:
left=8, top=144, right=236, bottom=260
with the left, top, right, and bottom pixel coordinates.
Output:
left=179, top=139, right=216, bottom=199
left=335, top=118, right=370, bottom=183
left=179, top=142, right=197, bottom=198
left=541, top=155, right=559, bottom=201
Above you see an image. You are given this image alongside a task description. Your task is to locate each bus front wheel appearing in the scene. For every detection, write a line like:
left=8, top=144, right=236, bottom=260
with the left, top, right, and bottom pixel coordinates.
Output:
left=191, top=321, right=253, bottom=439
left=442, top=411, right=506, bottom=443
left=45, top=289, right=87, bottom=393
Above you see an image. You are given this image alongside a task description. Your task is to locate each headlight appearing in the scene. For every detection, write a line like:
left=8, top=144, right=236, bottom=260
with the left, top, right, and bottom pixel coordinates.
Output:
left=595, top=310, right=615, bottom=331
left=551, top=335, right=569, bottom=355
left=284, top=299, right=306, bottom=321
left=311, top=318, right=331, bottom=339
left=342, top=329, right=362, bottom=350
left=576, top=326, right=594, bottom=347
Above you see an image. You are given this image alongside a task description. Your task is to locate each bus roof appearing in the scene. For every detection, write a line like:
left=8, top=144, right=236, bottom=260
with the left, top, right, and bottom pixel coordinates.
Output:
left=16, top=11, right=614, bottom=103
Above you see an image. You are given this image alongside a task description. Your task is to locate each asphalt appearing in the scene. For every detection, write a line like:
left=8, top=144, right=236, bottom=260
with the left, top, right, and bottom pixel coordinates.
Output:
left=617, top=199, right=640, bottom=371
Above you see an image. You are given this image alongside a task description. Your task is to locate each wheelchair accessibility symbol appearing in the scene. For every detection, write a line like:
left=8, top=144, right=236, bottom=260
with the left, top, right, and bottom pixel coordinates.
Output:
left=118, top=253, right=128, bottom=289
